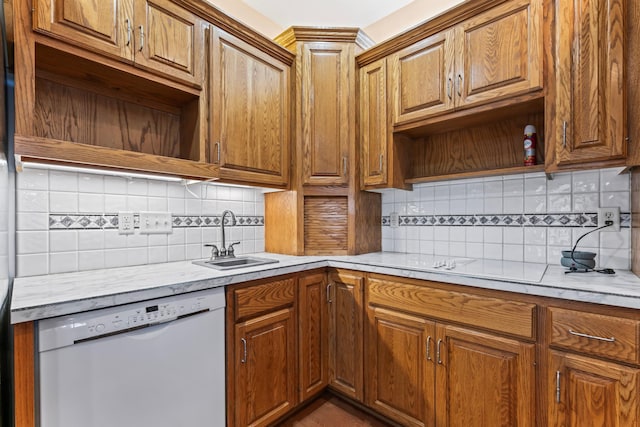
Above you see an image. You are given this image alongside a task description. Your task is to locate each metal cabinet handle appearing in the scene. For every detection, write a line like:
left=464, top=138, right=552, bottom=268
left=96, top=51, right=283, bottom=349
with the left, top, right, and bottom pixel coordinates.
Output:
left=138, top=25, right=144, bottom=52
left=436, top=339, right=443, bottom=364
left=240, top=338, right=247, bottom=363
left=447, top=78, right=452, bottom=100
left=555, top=371, right=561, bottom=403
left=342, top=157, right=348, bottom=175
left=457, top=74, right=462, bottom=97
left=426, top=336, right=432, bottom=361
left=562, top=121, right=567, bottom=148
left=214, top=142, right=221, bottom=163
left=379, top=154, right=384, bottom=173
left=125, top=19, right=132, bottom=47
left=569, top=329, right=616, bottom=343
left=326, top=283, right=332, bottom=304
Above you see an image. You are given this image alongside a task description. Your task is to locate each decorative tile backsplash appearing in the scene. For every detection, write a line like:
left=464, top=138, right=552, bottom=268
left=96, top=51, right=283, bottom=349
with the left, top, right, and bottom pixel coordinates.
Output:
left=381, top=168, right=632, bottom=269
left=16, top=168, right=266, bottom=277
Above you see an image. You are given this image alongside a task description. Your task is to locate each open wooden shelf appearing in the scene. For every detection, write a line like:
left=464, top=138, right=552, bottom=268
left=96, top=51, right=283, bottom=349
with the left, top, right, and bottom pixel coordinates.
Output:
left=405, top=164, right=545, bottom=184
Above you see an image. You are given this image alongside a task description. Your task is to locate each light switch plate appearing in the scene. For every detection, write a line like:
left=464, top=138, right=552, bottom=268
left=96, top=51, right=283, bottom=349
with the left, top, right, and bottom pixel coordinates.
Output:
left=139, top=212, right=173, bottom=234
left=390, top=212, right=399, bottom=228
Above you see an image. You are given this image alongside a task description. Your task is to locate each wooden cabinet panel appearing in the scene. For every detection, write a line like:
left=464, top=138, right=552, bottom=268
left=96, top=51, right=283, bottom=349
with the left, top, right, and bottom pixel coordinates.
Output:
left=34, top=0, right=134, bottom=61
left=328, top=270, right=364, bottom=401
left=554, top=0, right=626, bottom=165
left=454, top=0, right=542, bottom=108
left=367, top=276, right=536, bottom=339
left=548, top=306, right=640, bottom=365
left=366, top=306, right=436, bottom=427
left=211, top=28, right=290, bottom=187
left=390, top=30, right=454, bottom=124
left=298, top=273, right=328, bottom=402
left=549, top=350, right=640, bottom=426
left=133, top=0, right=206, bottom=87
left=302, top=43, right=350, bottom=186
left=360, top=58, right=389, bottom=187
left=235, top=307, right=297, bottom=427
left=436, top=325, right=536, bottom=427
left=233, top=277, right=295, bottom=321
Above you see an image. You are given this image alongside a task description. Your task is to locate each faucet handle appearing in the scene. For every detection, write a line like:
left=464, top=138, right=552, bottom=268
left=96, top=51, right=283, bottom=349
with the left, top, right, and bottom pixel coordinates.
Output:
left=204, top=244, right=219, bottom=260
left=227, top=242, right=240, bottom=257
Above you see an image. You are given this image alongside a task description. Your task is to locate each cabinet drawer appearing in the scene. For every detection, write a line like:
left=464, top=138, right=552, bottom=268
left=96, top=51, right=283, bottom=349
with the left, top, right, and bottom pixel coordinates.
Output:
left=548, top=307, right=640, bottom=365
left=233, top=277, right=296, bottom=321
left=367, top=277, right=536, bottom=339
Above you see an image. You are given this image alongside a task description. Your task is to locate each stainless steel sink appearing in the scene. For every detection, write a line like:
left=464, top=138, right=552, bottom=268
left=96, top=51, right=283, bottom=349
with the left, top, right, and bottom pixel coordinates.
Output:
left=193, top=256, right=279, bottom=270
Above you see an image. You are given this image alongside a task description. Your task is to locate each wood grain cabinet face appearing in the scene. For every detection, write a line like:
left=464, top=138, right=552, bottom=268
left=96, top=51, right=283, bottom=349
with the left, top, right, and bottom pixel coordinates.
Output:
left=360, top=58, right=389, bottom=187
left=302, top=43, right=350, bottom=186
left=235, top=308, right=297, bottom=427
left=390, top=30, right=455, bottom=125
left=211, top=28, right=290, bottom=187
left=298, top=273, right=329, bottom=402
left=33, top=0, right=206, bottom=88
left=549, top=350, right=640, bottom=426
left=327, top=271, right=364, bottom=401
left=366, top=306, right=436, bottom=427
left=389, top=0, right=542, bottom=126
left=554, top=0, right=626, bottom=165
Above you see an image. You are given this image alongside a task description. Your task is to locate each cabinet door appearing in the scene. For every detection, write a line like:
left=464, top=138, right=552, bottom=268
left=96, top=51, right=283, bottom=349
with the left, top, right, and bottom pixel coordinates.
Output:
left=390, top=30, right=454, bottom=125
left=435, top=324, right=536, bottom=427
left=366, top=306, right=436, bottom=427
left=554, top=0, right=626, bottom=164
left=211, top=28, right=290, bottom=187
left=235, top=308, right=297, bottom=427
left=549, top=350, right=640, bottom=426
left=34, top=0, right=134, bottom=61
left=454, top=0, right=542, bottom=108
left=301, top=42, right=350, bottom=186
left=360, top=59, right=389, bottom=187
left=328, top=271, right=364, bottom=401
left=298, top=272, right=328, bottom=402
left=133, top=0, right=206, bottom=87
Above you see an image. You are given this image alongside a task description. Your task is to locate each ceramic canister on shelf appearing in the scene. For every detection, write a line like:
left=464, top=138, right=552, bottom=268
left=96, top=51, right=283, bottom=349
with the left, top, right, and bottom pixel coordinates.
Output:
left=524, top=124, right=537, bottom=166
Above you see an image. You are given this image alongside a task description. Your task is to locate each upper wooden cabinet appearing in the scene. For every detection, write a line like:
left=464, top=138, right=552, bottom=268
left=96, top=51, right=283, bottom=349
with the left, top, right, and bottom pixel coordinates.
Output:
left=210, top=28, right=290, bottom=187
left=360, top=58, right=390, bottom=187
left=551, top=0, right=626, bottom=166
left=390, top=0, right=542, bottom=126
left=33, top=0, right=207, bottom=88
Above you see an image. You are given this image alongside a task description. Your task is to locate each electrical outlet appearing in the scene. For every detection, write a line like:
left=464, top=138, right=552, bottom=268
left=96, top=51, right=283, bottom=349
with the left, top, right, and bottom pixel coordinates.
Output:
left=118, top=212, right=135, bottom=235
left=390, top=212, right=399, bottom=228
left=139, top=212, right=173, bottom=234
left=597, top=207, right=620, bottom=231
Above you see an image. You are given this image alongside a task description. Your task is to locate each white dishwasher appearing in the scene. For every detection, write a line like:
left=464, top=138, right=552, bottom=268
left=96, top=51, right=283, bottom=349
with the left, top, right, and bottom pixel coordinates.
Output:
left=37, top=287, right=226, bottom=427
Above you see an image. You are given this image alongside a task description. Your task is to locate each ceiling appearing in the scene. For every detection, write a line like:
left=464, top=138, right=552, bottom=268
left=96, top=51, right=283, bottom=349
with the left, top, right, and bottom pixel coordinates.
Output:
left=241, top=0, right=415, bottom=29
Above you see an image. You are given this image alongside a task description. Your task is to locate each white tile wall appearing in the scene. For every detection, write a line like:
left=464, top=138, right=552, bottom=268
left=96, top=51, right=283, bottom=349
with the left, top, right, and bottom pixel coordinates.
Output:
left=381, top=168, right=632, bottom=269
left=0, top=156, right=9, bottom=296
left=16, top=169, right=266, bottom=277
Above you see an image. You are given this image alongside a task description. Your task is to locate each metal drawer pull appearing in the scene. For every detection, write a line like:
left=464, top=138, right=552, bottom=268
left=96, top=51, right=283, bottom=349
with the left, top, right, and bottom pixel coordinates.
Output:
left=457, top=74, right=462, bottom=97
left=125, top=19, right=132, bottom=47
left=447, top=78, right=452, bottom=99
left=214, top=142, right=221, bottom=163
left=379, top=154, right=384, bottom=173
left=555, top=371, right=561, bottom=403
left=426, top=336, right=432, bottom=361
left=138, top=25, right=144, bottom=52
left=562, top=121, right=567, bottom=148
left=326, top=283, right=332, bottom=304
left=240, top=338, right=247, bottom=363
left=568, top=329, right=616, bottom=342
left=436, top=339, right=443, bottom=364
left=342, top=157, right=348, bottom=175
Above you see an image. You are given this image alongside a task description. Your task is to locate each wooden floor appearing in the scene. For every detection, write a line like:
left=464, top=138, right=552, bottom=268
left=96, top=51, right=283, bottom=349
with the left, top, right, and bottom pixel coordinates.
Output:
left=278, top=395, right=392, bottom=427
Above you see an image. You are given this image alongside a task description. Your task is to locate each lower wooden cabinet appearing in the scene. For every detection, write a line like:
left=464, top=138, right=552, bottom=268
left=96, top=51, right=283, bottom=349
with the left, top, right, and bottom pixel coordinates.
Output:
left=548, top=350, right=640, bottom=426
left=327, top=270, right=365, bottom=401
left=234, top=307, right=297, bottom=426
left=366, top=301, right=536, bottom=427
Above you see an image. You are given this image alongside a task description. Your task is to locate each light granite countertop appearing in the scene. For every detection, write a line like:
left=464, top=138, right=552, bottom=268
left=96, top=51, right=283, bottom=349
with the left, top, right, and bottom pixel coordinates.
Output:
left=11, top=252, right=640, bottom=323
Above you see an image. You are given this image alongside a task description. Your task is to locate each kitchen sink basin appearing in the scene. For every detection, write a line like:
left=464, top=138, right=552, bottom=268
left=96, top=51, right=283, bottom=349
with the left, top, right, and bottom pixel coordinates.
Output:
left=193, top=256, right=279, bottom=270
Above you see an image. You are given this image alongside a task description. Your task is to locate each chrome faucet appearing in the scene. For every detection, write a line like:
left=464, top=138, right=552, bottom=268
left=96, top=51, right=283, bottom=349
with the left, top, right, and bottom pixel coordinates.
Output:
left=220, top=210, right=239, bottom=257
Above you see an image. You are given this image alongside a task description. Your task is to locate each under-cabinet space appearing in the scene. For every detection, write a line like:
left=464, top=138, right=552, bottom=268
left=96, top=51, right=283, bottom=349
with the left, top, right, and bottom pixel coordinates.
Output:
left=15, top=44, right=214, bottom=179
left=402, top=108, right=545, bottom=184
